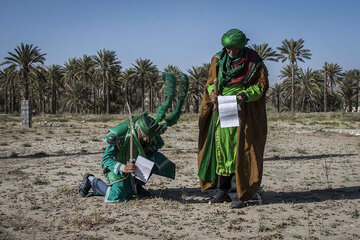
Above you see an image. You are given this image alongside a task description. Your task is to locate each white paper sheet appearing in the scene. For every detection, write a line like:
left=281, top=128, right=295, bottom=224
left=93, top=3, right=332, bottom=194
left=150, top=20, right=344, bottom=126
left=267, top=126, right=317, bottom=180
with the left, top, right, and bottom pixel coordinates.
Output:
left=134, top=155, right=155, bottom=183
left=217, top=95, right=239, bottom=128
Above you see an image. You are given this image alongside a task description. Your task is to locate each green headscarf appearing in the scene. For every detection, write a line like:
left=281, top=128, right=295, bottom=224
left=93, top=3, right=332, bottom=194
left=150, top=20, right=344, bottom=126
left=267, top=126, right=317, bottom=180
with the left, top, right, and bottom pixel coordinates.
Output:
left=135, top=113, right=167, bottom=138
left=221, top=29, right=249, bottom=49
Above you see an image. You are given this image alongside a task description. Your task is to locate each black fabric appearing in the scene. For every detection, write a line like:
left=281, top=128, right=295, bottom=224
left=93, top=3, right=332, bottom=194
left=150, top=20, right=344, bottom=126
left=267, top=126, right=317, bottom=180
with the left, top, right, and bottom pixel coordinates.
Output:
left=217, top=174, right=238, bottom=201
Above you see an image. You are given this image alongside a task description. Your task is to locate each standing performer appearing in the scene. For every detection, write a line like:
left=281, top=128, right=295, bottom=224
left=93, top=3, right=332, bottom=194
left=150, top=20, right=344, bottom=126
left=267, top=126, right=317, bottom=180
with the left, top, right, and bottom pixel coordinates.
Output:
left=198, top=29, right=269, bottom=208
left=78, top=72, right=189, bottom=202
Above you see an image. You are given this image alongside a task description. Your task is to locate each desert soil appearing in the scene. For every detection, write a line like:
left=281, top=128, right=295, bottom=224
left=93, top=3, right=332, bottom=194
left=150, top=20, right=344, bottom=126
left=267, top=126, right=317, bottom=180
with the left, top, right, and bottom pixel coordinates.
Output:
left=0, top=112, right=359, bottom=240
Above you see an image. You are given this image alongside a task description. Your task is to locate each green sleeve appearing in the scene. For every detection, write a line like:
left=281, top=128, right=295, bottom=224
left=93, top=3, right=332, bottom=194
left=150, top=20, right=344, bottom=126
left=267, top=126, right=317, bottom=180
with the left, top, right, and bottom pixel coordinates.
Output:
left=207, top=84, right=215, bottom=95
left=102, top=145, right=123, bottom=175
left=243, top=84, right=264, bottom=102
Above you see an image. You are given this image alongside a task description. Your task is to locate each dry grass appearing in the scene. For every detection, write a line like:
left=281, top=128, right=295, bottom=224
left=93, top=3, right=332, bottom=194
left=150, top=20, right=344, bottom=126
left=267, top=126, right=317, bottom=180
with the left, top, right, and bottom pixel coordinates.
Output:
left=0, top=111, right=359, bottom=239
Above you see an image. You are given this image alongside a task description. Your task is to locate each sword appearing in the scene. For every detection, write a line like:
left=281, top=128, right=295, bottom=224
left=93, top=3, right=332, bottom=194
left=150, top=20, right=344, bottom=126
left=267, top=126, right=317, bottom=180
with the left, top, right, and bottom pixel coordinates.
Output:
left=126, top=102, right=137, bottom=196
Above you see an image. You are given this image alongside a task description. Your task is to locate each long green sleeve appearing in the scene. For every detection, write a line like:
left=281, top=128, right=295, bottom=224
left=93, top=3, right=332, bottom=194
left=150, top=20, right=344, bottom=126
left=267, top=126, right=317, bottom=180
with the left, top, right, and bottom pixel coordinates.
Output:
left=102, top=145, right=123, bottom=175
left=242, top=84, right=264, bottom=102
left=208, top=83, right=263, bottom=102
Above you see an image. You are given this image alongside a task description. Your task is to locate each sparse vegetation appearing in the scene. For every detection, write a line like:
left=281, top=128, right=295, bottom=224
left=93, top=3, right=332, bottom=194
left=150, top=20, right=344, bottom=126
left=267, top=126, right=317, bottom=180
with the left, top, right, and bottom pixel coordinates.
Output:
left=322, top=159, right=332, bottom=189
left=33, top=176, right=49, bottom=185
left=0, top=112, right=358, bottom=239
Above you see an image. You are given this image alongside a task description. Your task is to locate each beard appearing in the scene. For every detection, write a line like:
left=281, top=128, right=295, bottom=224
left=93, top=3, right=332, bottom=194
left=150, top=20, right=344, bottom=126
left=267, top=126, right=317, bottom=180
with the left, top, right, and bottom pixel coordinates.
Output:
left=227, top=53, right=237, bottom=59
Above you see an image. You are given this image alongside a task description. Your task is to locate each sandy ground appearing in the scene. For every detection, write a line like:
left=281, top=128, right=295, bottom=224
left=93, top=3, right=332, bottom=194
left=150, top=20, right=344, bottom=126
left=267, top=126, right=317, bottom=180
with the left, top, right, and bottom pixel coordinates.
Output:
left=0, top=112, right=359, bottom=240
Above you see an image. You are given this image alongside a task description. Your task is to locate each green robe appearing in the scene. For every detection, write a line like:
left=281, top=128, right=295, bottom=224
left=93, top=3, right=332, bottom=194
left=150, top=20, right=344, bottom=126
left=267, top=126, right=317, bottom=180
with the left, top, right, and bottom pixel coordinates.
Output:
left=207, top=82, right=264, bottom=176
left=101, top=118, right=175, bottom=202
left=198, top=55, right=268, bottom=201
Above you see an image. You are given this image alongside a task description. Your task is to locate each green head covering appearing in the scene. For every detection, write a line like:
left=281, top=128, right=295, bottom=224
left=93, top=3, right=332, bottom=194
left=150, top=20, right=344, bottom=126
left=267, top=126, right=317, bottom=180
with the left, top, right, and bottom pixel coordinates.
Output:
left=135, top=113, right=167, bottom=138
left=221, top=29, right=249, bottom=49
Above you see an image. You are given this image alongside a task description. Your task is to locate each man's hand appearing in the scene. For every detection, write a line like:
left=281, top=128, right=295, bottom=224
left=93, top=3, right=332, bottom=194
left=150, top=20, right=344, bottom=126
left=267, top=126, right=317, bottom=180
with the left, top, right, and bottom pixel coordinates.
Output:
left=237, top=92, right=247, bottom=103
left=210, top=90, right=217, bottom=103
left=123, top=163, right=136, bottom=173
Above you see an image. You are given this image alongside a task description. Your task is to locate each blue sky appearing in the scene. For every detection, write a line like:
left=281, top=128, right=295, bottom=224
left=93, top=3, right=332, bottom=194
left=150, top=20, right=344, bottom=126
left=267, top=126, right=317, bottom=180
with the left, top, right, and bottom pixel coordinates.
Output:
left=1, top=0, right=359, bottom=85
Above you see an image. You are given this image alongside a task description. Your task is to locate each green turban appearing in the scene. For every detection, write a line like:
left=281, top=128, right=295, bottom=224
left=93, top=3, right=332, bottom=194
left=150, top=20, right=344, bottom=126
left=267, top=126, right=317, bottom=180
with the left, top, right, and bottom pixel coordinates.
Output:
left=135, top=113, right=167, bottom=138
left=221, top=29, right=249, bottom=49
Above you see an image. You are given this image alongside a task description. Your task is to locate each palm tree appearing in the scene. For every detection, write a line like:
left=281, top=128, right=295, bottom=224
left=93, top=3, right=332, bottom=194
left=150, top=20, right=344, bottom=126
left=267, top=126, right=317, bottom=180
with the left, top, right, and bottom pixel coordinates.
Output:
left=147, top=70, right=160, bottom=113
left=93, top=49, right=121, bottom=114
left=132, top=58, right=158, bottom=112
left=268, top=83, right=283, bottom=112
left=201, top=62, right=210, bottom=75
left=279, top=64, right=300, bottom=109
left=63, top=81, right=90, bottom=113
left=46, top=65, right=64, bottom=114
left=295, top=68, right=322, bottom=112
left=64, top=58, right=79, bottom=85
left=107, top=64, right=122, bottom=113
left=0, top=68, right=7, bottom=112
left=199, top=62, right=210, bottom=97
left=119, top=68, right=143, bottom=112
left=339, top=72, right=357, bottom=112
left=250, top=43, right=277, bottom=61
left=75, top=55, right=96, bottom=112
left=326, top=63, right=343, bottom=93
left=1, top=43, right=46, bottom=100
left=187, top=66, right=207, bottom=113
left=164, top=65, right=181, bottom=78
left=0, top=66, right=17, bottom=113
left=120, top=68, right=135, bottom=104
left=344, top=69, right=360, bottom=112
left=323, top=62, right=328, bottom=112
left=277, top=39, right=311, bottom=112
left=31, top=67, right=48, bottom=113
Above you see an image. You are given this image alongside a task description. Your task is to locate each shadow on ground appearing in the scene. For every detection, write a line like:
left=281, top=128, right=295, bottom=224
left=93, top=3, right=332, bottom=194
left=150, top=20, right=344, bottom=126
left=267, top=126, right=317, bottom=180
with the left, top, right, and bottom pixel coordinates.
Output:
left=264, top=153, right=357, bottom=161
left=149, top=187, right=212, bottom=204
left=262, top=186, right=360, bottom=205
left=149, top=185, right=360, bottom=207
left=0, top=151, right=103, bottom=160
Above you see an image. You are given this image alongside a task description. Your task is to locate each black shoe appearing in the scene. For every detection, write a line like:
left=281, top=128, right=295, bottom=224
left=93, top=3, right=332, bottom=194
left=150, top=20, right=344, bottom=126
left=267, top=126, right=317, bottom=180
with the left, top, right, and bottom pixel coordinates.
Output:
left=209, top=191, right=231, bottom=204
left=78, top=173, right=94, bottom=197
left=136, top=185, right=151, bottom=198
left=231, top=199, right=245, bottom=209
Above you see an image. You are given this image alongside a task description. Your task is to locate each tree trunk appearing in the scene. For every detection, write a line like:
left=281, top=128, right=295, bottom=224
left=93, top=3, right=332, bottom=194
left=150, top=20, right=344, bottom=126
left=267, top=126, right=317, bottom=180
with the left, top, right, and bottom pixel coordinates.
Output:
left=149, top=87, right=153, bottom=113
left=107, top=83, right=111, bottom=114
left=291, top=61, right=295, bottom=112
left=102, top=72, right=106, bottom=114
left=277, top=94, right=280, bottom=112
left=185, top=96, right=190, bottom=113
left=43, top=96, right=46, bottom=114
left=4, top=86, right=8, bottom=113
left=23, top=71, right=30, bottom=100
left=324, top=62, right=328, bottom=112
left=127, top=84, right=132, bottom=109
left=348, top=99, right=352, bottom=112
left=93, top=88, right=96, bottom=113
left=302, top=98, right=305, bottom=112
left=141, top=75, right=145, bottom=112
left=355, top=86, right=359, bottom=112
left=38, top=95, right=42, bottom=114
left=330, top=77, right=334, bottom=94
left=11, top=86, right=15, bottom=113
left=193, top=98, right=199, bottom=113
left=51, top=80, right=57, bottom=114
